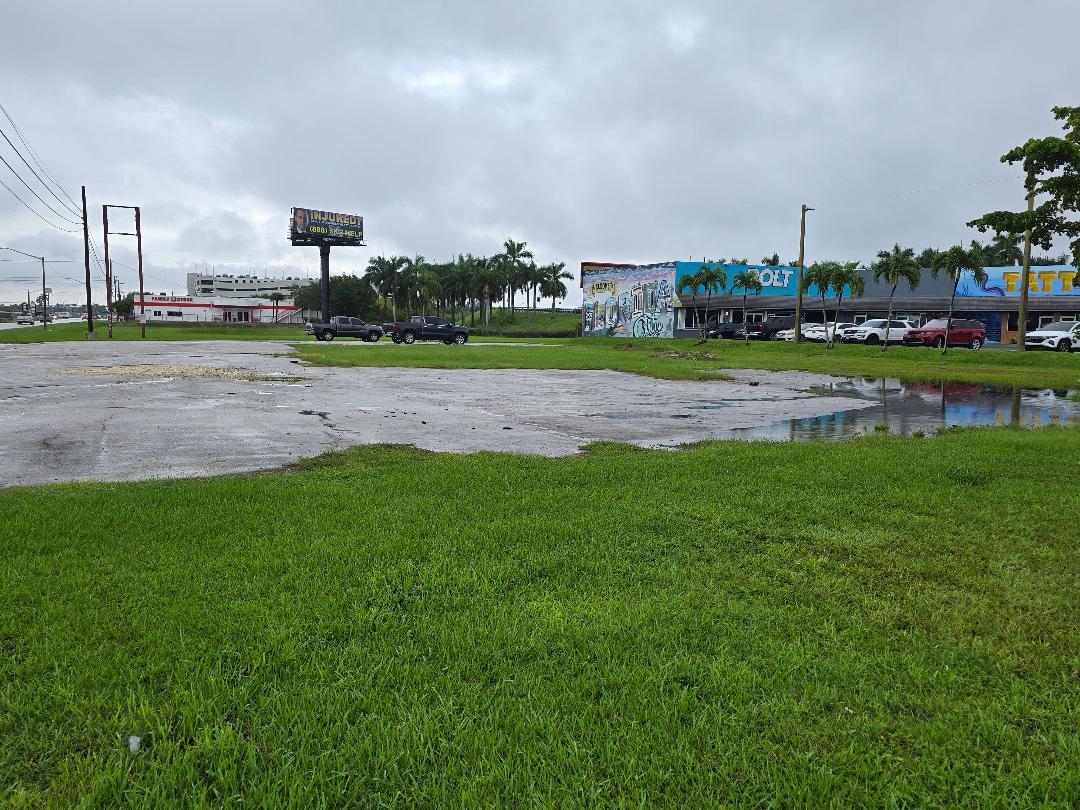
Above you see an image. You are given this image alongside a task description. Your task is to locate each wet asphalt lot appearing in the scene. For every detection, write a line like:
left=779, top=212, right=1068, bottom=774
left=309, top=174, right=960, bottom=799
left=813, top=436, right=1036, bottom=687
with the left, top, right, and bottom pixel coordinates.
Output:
left=0, top=340, right=875, bottom=487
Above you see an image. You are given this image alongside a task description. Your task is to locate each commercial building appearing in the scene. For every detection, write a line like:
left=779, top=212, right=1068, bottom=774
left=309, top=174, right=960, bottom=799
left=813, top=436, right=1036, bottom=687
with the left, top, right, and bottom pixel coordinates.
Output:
left=186, top=272, right=313, bottom=298
left=132, top=293, right=304, bottom=324
left=580, top=261, right=1079, bottom=343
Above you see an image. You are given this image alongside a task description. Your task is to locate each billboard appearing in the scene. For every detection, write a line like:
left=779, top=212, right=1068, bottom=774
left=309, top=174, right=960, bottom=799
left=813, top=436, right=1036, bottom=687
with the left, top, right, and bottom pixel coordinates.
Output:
left=290, top=207, right=364, bottom=246
left=957, top=265, right=1078, bottom=297
left=581, top=263, right=675, bottom=337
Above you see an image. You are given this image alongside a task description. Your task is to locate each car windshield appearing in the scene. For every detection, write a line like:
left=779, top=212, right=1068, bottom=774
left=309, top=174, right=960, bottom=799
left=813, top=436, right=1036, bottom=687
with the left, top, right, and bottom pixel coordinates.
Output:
left=921, top=319, right=949, bottom=329
left=1041, top=321, right=1077, bottom=332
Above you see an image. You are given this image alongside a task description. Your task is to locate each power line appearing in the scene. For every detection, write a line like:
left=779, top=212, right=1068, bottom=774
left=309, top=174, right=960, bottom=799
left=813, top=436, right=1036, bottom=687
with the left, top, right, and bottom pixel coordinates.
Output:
left=0, top=127, right=82, bottom=219
left=0, top=175, right=80, bottom=232
left=0, top=152, right=81, bottom=225
left=815, top=175, right=1025, bottom=207
left=0, top=102, right=81, bottom=211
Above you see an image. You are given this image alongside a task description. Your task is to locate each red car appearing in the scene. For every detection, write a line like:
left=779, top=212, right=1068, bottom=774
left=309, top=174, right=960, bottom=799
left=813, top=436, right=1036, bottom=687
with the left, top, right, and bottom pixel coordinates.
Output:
left=903, top=318, right=986, bottom=350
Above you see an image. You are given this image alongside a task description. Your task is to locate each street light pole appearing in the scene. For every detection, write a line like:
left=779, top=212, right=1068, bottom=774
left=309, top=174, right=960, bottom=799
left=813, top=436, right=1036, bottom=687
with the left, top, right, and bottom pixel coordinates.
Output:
left=41, top=256, right=47, bottom=332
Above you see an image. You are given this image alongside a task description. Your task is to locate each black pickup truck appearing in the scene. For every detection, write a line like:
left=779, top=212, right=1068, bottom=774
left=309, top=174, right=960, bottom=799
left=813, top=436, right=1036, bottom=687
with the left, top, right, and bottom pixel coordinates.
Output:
left=306, top=316, right=383, bottom=342
left=387, top=316, right=469, bottom=345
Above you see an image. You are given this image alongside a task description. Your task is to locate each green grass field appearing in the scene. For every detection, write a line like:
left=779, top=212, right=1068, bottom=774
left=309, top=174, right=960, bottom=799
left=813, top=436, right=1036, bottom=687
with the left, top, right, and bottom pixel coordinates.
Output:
left=2, top=429, right=1078, bottom=806
left=0, top=321, right=308, bottom=344
left=296, top=336, right=1080, bottom=389
left=468, top=309, right=580, bottom=337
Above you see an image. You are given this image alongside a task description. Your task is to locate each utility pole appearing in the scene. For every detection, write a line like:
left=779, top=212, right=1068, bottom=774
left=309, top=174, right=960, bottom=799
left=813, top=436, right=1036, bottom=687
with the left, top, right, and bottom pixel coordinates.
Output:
left=1017, top=175, right=1035, bottom=351
left=102, top=206, right=113, bottom=338
left=794, top=203, right=813, bottom=343
left=41, top=256, right=47, bottom=332
left=82, top=186, right=94, bottom=337
left=135, top=206, right=145, bottom=338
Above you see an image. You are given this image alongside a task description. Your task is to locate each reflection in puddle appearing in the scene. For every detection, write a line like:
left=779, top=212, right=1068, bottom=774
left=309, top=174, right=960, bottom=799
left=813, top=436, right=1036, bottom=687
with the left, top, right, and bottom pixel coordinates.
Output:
left=734, top=378, right=1079, bottom=441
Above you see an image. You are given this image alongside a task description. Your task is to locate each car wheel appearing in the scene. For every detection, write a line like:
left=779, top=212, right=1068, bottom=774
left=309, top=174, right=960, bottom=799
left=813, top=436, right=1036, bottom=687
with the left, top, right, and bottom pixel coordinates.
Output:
left=866, top=333, right=880, bottom=345
left=453, top=333, right=467, bottom=345
left=367, top=332, right=381, bottom=342
left=933, top=336, right=945, bottom=348
left=1056, top=339, right=1071, bottom=353
left=402, top=331, right=416, bottom=344
left=970, top=337, right=983, bottom=350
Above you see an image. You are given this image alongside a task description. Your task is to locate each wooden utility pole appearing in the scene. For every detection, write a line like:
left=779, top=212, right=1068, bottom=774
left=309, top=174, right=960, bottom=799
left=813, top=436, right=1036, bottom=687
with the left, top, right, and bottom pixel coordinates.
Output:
left=794, top=203, right=812, bottom=343
left=82, top=185, right=94, bottom=336
left=41, top=256, right=47, bottom=332
left=135, top=206, right=145, bottom=338
left=1017, top=177, right=1035, bottom=351
left=102, top=206, right=113, bottom=338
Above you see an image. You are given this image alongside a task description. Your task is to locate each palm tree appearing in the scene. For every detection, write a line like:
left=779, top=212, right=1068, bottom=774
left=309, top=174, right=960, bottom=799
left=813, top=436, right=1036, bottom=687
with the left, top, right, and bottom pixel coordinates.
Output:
left=870, top=245, right=922, bottom=352
left=541, top=262, right=572, bottom=313
left=678, top=269, right=705, bottom=338
left=989, top=233, right=1023, bottom=266
left=499, top=239, right=534, bottom=316
left=731, top=269, right=763, bottom=345
left=399, top=255, right=427, bottom=317
left=801, top=262, right=837, bottom=343
left=829, top=262, right=865, bottom=347
left=931, top=243, right=987, bottom=354
left=266, top=291, right=287, bottom=324
left=697, top=265, right=728, bottom=337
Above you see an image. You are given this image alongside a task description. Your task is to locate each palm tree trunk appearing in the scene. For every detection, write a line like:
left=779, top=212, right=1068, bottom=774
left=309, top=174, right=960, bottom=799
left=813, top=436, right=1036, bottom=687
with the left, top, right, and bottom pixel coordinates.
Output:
left=742, top=293, right=749, bottom=345
left=821, top=294, right=829, bottom=346
left=832, top=292, right=844, bottom=349
left=883, top=282, right=897, bottom=352
left=943, top=278, right=958, bottom=355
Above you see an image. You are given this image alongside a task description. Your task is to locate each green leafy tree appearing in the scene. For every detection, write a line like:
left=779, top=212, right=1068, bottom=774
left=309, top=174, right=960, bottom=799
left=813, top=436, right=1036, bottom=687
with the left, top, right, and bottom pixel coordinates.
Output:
left=761, top=253, right=781, bottom=267
left=930, top=244, right=987, bottom=354
left=697, top=265, right=728, bottom=336
left=292, top=274, right=378, bottom=321
left=113, top=293, right=134, bottom=319
left=870, top=245, right=922, bottom=352
left=731, top=269, right=763, bottom=345
left=967, top=105, right=1080, bottom=349
left=364, top=255, right=405, bottom=321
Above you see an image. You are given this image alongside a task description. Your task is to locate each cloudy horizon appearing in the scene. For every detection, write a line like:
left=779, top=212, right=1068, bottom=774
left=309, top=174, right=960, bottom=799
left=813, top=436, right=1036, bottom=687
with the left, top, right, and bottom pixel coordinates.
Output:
left=2, top=0, right=1078, bottom=304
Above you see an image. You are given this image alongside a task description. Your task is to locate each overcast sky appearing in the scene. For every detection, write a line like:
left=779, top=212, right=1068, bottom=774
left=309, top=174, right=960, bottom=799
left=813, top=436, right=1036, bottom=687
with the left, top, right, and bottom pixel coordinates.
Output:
left=1, top=0, right=1078, bottom=304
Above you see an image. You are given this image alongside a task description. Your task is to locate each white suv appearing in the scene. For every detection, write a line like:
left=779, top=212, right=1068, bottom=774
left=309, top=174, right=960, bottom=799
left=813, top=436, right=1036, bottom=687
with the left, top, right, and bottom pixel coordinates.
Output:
left=841, top=319, right=916, bottom=345
left=1024, top=321, right=1079, bottom=352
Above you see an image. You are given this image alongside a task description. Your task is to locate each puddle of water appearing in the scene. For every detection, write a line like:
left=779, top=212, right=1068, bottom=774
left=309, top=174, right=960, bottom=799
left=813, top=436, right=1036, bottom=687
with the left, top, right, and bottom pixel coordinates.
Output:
left=733, top=378, right=1080, bottom=441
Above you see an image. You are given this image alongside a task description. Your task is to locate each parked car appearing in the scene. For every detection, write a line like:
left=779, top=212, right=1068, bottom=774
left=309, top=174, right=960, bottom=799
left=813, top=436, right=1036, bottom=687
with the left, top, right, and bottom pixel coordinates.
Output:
left=902, top=318, right=987, bottom=349
left=1024, top=320, right=1080, bottom=352
left=735, top=316, right=801, bottom=341
left=804, top=322, right=856, bottom=343
left=387, top=316, right=469, bottom=345
left=841, top=319, right=916, bottom=345
left=774, top=323, right=813, bottom=341
left=307, top=316, right=384, bottom=342
left=15, top=314, right=34, bottom=325
left=704, top=319, right=744, bottom=339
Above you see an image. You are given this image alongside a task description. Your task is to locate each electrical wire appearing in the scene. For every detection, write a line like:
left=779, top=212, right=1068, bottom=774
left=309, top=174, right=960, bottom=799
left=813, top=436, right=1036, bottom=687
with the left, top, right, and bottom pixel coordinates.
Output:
left=0, top=152, right=81, bottom=225
left=0, top=102, right=82, bottom=212
left=0, top=128, right=82, bottom=219
left=815, top=175, right=1025, bottom=207
left=0, top=176, right=80, bottom=232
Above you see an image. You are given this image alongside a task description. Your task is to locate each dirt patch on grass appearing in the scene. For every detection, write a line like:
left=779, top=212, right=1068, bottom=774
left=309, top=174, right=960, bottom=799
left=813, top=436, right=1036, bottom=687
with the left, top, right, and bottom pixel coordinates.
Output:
left=52, top=365, right=308, bottom=383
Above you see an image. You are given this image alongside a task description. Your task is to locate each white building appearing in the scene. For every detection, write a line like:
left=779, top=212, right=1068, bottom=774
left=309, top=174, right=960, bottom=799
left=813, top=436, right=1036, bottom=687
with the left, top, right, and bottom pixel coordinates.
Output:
left=186, top=272, right=313, bottom=298
left=133, top=293, right=305, bottom=324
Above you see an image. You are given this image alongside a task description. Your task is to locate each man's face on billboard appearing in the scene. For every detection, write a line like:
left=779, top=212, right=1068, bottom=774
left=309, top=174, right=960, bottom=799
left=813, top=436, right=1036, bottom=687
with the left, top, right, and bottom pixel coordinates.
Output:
left=294, top=209, right=308, bottom=231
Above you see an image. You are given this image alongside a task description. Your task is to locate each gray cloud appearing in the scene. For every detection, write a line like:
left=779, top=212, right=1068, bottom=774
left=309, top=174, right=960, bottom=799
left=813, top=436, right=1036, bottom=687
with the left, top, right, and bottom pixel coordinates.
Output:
left=2, top=0, right=1078, bottom=302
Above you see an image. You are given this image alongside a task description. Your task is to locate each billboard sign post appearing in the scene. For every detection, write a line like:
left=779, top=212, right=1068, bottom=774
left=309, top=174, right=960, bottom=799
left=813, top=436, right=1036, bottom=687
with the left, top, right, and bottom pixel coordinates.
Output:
left=289, top=207, right=365, bottom=320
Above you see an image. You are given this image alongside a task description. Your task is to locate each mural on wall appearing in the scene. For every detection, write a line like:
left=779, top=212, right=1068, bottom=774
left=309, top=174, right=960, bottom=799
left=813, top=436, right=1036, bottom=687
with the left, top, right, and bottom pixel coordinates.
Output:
left=582, top=263, right=675, bottom=337
left=957, top=265, right=1078, bottom=297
